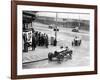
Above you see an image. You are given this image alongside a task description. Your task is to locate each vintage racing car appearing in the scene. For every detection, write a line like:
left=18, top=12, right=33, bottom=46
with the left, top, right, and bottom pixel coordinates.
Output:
left=72, top=36, right=82, bottom=46
left=48, top=24, right=53, bottom=29
left=72, top=27, right=79, bottom=32
left=48, top=46, right=73, bottom=63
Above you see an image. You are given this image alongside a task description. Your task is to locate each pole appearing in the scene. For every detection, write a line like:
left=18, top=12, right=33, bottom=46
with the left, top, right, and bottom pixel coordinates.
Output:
left=31, top=16, right=33, bottom=28
left=54, top=12, right=57, bottom=46
left=79, top=14, right=80, bottom=28
left=55, top=12, right=57, bottom=40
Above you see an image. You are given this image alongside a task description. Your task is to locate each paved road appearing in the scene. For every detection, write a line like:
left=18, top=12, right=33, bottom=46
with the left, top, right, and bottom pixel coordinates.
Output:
left=23, top=22, right=90, bottom=69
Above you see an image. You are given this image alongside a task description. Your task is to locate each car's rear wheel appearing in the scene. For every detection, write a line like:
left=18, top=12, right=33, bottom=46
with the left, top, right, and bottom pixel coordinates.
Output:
left=57, top=54, right=64, bottom=63
left=69, top=51, right=72, bottom=59
left=48, top=52, right=53, bottom=61
left=72, top=41, right=74, bottom=46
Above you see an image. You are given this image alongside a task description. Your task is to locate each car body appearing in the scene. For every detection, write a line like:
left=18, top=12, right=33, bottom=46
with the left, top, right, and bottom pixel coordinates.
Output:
left=48, top=24, right=53, bottom=29
left=48, top=47, right=73, bottom=63
left=72, top=27, right=79, bottom=32
left=72, top=36, right=82, bottom=46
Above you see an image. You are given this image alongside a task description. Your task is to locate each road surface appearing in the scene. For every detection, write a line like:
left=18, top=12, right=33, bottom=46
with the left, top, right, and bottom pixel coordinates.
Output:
left=23, top=22, right=90, bottom=69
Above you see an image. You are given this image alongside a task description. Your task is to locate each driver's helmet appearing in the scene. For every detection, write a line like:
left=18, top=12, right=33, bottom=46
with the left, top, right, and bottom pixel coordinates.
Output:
left=66, top=46, right=69, bottom=51
left=75, top=36, right=77, bottom=39
left=65, top=46, right=68, bottom=49
left=60, top=46, right=63, bottom=49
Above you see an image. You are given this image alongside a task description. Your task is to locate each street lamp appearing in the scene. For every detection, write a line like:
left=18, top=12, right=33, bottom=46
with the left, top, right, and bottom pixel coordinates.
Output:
left=53, top=12, right=58, bottom=46
left=49, top=12, right=59, bottom=46
left=79, top=14, right=80, bottom=29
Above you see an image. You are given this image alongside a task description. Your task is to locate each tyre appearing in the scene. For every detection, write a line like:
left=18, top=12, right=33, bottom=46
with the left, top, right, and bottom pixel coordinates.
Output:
left=57, top=54, right=64, bottom=62
left=48, top=52, right=53, bottom=61
left=79, top=40, right=81, bottom=46
left=69, top=51, right=72, bottom=59
left=72, top=41, right=74, bottom=46
left=54, top=51, right=59, bottom=57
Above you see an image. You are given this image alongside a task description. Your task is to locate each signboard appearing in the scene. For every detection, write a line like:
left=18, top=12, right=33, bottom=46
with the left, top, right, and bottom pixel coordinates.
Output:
left=25, top=30, right=32, bottom=43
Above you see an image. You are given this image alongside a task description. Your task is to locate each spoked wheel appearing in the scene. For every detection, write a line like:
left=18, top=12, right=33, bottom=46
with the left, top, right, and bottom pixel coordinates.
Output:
left=48, top=52, right=53, bottom=61
left=79, top=40, right=81, bottom=46
left=72, top=41, right=74, bottom=46
left=69, top=50, right=73, bottom=59
left=57, top=54, right=64, bottom=63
